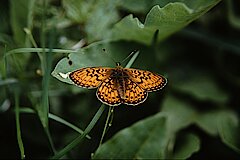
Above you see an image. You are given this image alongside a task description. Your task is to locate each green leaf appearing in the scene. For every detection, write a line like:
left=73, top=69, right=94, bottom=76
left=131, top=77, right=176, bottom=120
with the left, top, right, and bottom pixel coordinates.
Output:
left=171, top=71, right=229, bottom=104
left=119, top=0, right=220, bottom=13
left=94, top=104, right=201, bottom=159
left=110, top=0, right=221, bottom=45
left=93, top=113, right=168, bottom=159
left=62, top=0, right=93, bottom=23
left=172, top=133, right=200, bottom=159
left=195, top=111, right=237, bottom=136
left=218, top=112, right=240, bottom=153
left=85, top=0, right=119, bottom=42
left=161, top=95, right=197, bottom=133
left=63, top=0, right=119, bottom=42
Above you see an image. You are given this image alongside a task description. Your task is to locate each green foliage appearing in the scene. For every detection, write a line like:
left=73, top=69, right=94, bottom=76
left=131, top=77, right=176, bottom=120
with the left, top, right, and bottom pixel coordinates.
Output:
left=1, top=0, right=240, bottom=159
left=172, top=72, right=229, bottom=104
left=110, top=0, right=221, bottom=44
left=10, top=0, right=35, bottom=47
left=94, top=114, right=170, bottom=159
left=93, top=112, right=200, bottom=159
left=218, top=112, right=240, bottom=153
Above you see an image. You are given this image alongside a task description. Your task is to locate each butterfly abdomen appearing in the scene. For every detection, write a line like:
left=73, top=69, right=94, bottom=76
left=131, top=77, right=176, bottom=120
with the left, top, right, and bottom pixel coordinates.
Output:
left=116, top=77, right=126, bottom=99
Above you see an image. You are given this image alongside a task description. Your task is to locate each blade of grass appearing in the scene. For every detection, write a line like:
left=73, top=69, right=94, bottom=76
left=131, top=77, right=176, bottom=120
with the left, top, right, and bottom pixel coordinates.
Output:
left=49, top=113, right=91, bottom=139
left=18, top=107, right=91, bottom=139
left=37, top=0, right=56, bottom=154
left=24, top=27, right=44, bottom=74
left=5, top=48, right=77, bottom=57
left=0, top=78, right=18, bottom=86
left=3, top=45, right=7, bottom=79
left=227, top=0, right=240, bottom=29
left=51, top=104, right=106, bottom=159
left=42, top=50, right=57, bottom=152
left=15, top=92, right=25, bottom=159
left=38, top=46, right=55, bottom=153
left=125, top=50, right=139, bottom=68
left=98, top=106, right=114, bottom=148
left=44, top=128, right=56, bottom=154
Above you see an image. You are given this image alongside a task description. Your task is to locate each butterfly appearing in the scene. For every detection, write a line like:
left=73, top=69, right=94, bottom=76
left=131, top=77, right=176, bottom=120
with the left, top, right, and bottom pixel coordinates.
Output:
left=69, top=62, right=167, bottom=106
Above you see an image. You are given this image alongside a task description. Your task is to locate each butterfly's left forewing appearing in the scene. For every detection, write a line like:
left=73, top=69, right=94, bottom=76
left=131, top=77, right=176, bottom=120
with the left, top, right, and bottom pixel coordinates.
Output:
left=69, top=67, right=112, bottom=88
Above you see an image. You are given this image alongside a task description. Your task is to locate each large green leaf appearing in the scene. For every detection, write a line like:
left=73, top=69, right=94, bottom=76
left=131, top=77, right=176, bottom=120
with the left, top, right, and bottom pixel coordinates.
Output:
left=161, top=95, right=197, bottom=133
left=195, top=111, right=237, bottom=136
left=62, top=0, right=94, bottom=23
left=93, top=95, right=202, bottom=159
left=110, top=0, right=221, bottom=45
left=93, top=113, right=169, bottom=159
left=170, top=69, right=229, bottom=104
left=160, top=96, right=201, bottom=159
left=62, top=0, right=221, bottom=44
left=84, top=0, right=119, bottom=41
left=63, top=0, right=119, bottom=42
left=218, top=112, right=240, bottom=153
left=119, top=0, right=221, bottom=13
left=161, top=95, right=236, bottom=138
left=172, top=133, right=200, bottom=159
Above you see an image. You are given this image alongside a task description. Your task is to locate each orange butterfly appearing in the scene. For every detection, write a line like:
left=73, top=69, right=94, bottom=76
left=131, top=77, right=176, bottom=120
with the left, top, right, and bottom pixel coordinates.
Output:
left=69, top=62, right=167, bottom=106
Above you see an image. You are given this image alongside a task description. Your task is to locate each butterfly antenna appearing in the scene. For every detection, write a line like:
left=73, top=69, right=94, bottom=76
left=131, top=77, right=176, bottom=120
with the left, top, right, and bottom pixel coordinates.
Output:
left=102, top=48, right=117, bottom=63
left=121, top=50, right=138, bottom=64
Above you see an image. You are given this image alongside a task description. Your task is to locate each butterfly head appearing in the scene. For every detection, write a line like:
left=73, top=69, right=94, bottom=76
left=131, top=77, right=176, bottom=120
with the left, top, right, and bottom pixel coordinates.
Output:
left=116, top=62, right=121, bottom=66
left=115, top=62, right=123, bottom=69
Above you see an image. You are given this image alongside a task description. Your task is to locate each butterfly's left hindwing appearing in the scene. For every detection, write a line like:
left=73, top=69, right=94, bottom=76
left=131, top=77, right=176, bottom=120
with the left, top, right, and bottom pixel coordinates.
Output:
left=96, top=77, right=122, bottom=106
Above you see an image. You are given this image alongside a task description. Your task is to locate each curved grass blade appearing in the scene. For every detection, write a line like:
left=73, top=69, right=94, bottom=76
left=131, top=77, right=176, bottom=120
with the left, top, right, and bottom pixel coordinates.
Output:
left=98, top=106, right=114, bottom=148
left=18, top=108, right=91, bottom=139
left=5, top=48, right=77, bottom=57
left=125, top=50, right=139, bottom=68
left=15, top=93, right=25, bottom=159
left=49, top=113, right=91, bottom=139
left=51, top=104, right=106, bottom=159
